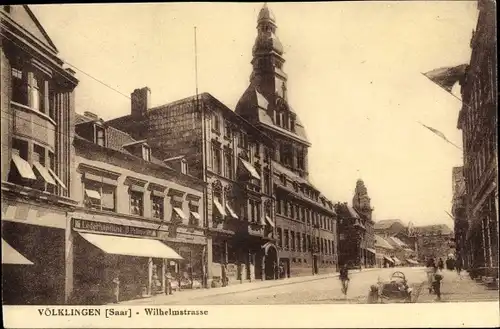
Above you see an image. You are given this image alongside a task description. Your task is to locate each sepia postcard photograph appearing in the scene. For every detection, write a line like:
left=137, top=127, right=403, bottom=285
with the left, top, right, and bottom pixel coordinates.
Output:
left=1, top=1, right=498, bottom=328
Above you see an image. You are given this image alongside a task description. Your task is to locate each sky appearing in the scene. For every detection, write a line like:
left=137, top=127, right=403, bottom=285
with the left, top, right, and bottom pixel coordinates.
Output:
left=31, top=2, right=479, bottom=228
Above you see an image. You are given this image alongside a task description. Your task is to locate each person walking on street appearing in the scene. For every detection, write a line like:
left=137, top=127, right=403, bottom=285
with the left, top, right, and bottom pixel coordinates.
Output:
left=432, top=266, right=443, bottom=301
left=438, top=258, right=444, bottom=271
left=456, top=259, right=462, bottom=279
left=339, top=264, right=350, bottom=298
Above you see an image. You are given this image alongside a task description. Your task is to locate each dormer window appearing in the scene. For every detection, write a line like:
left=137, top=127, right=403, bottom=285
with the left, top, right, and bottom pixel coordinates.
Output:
left=95, top=126, right=105, bottom=147
left=181, top=159, right=188, bottom=174
left=142, top=145, right=151, bottom=161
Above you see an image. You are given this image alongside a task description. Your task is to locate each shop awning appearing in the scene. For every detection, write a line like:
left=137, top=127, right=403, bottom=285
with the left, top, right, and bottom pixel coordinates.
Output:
left=11, top=154, right=37, bottom=180
left=213, top=199, right=227, bottom=217
left=47, top=167, right=67, bottom=189
left=225, top=203, right=238, bottom=219
left=78, top=232, right=183, bottom=259
left=392, top=257, right=402, bottom=265
left=85, top=189, right=101, bottom=200
left=173, top=207, right=187, bottom=220
left=406, top=259, right=419, bottom=265
left=265, top=216, right=275, bottom=227
left=384, top=255, right=394, bottom=263
left=190, top=211, right=201, bottom=221
left=2, top=239, right=34, bottom=265
left=366, top=248, right=376, bottom=254
left=240, top=159, right=261, bottom=180
left=33, top=162, right=56, bottom=185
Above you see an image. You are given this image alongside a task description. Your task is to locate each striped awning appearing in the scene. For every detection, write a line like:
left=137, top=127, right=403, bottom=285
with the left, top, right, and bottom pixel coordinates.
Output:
left=2, top=239, right=34, bottom=265
left=366, top=248, right=376, bottom=254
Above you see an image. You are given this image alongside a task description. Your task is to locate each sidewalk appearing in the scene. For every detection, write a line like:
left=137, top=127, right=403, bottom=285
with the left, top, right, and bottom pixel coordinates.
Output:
left=416, top=270, right=499, bottom=303
left=118, top=267, right=379, bottom=305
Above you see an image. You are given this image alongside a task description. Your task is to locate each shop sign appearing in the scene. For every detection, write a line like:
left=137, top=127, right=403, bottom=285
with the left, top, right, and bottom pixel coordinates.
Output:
left=73, top=219, right=158, bottom=238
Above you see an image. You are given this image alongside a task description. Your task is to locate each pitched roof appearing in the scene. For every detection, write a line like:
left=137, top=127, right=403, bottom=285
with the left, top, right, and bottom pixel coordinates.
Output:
left=374, top=219, right=405, bottom=230
left=388, top=236, right=407, bottom=248
left=16, top=5, right=59, bottom=53
left=375, top=235, right=394, bottom=250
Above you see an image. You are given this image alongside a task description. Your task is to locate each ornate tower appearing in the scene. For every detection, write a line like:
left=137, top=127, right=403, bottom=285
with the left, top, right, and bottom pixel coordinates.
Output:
left=250, top=3, right=288, bottom=102
left=353, top=179, right=372, bottom=220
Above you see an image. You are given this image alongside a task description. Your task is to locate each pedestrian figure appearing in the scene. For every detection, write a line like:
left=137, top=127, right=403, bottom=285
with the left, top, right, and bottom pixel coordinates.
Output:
left=112, top=271, right=120, bottom=304
left=339, top=264, right=350, bottom=298
left=456, top=259, right=462, bottom=279
left=438, top=258, right=444, bottom=271
left=367, top=285, right=379, bottom=304
left=432, top=268, right=443, bottom=301
left=426, top=258, right=435, bottom=293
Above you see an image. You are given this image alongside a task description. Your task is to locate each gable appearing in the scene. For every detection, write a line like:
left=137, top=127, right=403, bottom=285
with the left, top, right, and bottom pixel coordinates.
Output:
left=8, top=5, right=58, bottom=53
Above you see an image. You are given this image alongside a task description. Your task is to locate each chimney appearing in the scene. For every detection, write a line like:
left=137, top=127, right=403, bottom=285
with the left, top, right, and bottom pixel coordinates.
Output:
left=84, top=111, right=99, bottom=120
left=131, top=87, right=151, bottom=118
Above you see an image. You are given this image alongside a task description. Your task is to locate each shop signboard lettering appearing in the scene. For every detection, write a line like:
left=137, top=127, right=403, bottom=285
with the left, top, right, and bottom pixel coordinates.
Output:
left=73, top=219, right=158, bottom=237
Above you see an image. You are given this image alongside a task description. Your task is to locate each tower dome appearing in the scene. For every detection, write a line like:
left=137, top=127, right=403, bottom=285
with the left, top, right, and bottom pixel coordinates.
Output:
left=257, top=3, right=276, bottom=24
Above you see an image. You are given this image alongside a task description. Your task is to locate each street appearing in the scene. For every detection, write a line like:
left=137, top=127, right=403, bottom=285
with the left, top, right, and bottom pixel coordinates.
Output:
left=127, top=267, right=428, bottom=305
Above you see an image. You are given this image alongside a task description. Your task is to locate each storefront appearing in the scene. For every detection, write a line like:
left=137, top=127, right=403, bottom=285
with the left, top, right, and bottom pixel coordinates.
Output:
left=2, top=218, right=66, bottom=305
left=70, top=217, right=183, bottom=304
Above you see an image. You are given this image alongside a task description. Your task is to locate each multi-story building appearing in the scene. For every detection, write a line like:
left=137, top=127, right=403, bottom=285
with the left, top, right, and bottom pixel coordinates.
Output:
left=451, top=166, right=468, bottom=267
left=107, top=91, right=277, bottom=286
left=335, top=202, right=364, bottom=268
left=352, top=179, right=376, bottom=267
left=414, top=224, right=454, bottom=262
left=67, top=112, right=205, bottom=304
left=234, top=4, right=338, bottom=276
left=1, top=5, right=79, bottom=305
left=457, top=0, right=498, bottom=279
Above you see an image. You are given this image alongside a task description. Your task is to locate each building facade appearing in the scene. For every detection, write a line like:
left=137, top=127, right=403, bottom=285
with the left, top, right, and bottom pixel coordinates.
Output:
left=451, top=166, right=468, bottom=267
left=1, top=5, right=78, bottom=305
left=68, top=112, right=205, bottom=304
left=335, top=202, right=365, bottom=268
left=234, top=4, right=338, bottom=276
left=107, top=91, right=278, bottom=286
left=352, top=179, right=376, bottom=267
left=414, top=224, right=454, bottom=263
left=457, top=0, right=498, bottom=279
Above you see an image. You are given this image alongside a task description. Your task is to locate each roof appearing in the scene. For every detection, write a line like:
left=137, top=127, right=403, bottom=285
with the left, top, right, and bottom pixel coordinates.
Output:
left=272, top=161, right=309, bottom=186
left=374, top=235, right=394, bottom=250
left=235, top=86, right=309, bottom=144
left=106, top=92, right=274, bottom=146
left=414, top=224, right=453, bottom=236
left=374, top=219, right=405, bottom=230
left=388, top=236, right=407, bottom=248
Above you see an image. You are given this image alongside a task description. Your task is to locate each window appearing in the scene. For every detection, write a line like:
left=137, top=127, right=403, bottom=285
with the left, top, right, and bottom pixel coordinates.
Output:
left=224, top=121, right=232, bottom=139
left=95, top=126, right=105, bottom=147
left=302, top=233, right=306, bottom=251
left=212, top=113, right=220, bottom=132
left=30, top=73, right=44, bottom=112
left=281, top=143, right=293, bottom=167
left=263, top=170, right=271, bottom=195
left=249, top=199, right=261, bottom=223
left=84, top=180, right=116, bottom=212
left=152, top=196, right=164, bottom=219
left=284, top=230, right=289, bottom=250
left=212, top=144, right=221, bottom=174
left=290, top=119, right=296, bottom=132
left=275, top=111, right=281, bottom=126
left=224, top=151, right=233, bottom=179
left=11, top=67, right=27, bottom=105
left=130, top=191, right=144, bottom=216
left=142, top=145, right=151, bottom=161
left=290, top=231, right=296, bottom=251
left=255, top=143, right=260, bottom=158
left=277, top=227, right=282, bottom=247
left=189, top=203, right=201, bottom=226
left=238, top=132, right=247, bottom=149
left=181, top=159, right=188, bottom=174
left=32, top=144, right=47, bottom=191
left=297, top=232, right=302, bottom=252
left=297, top=149, right=305, bottom=170
left=307, top=234, right=311, bottom=251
